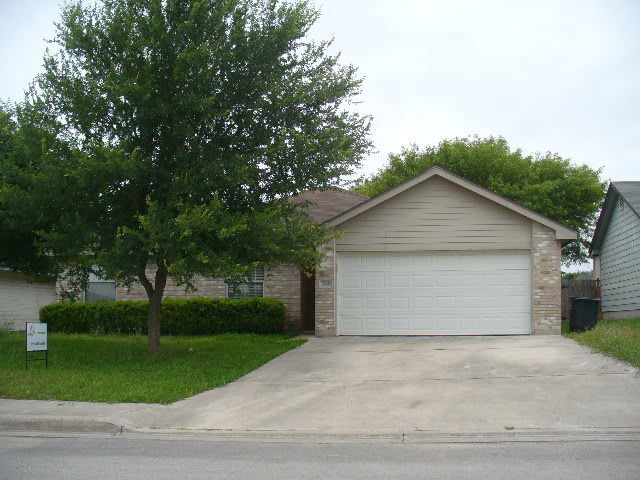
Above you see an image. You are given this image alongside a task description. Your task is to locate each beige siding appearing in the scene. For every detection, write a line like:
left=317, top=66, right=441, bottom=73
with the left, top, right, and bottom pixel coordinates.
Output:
left=0, top=271, right=56, bottom=330
left=336, top=176, right=532, bottom=251
left=600, top=200, right=640, bottom=313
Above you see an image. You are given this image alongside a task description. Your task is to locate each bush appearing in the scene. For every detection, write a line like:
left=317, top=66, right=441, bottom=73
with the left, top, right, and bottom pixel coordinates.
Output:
left=40, top=297, right=285, bottom=335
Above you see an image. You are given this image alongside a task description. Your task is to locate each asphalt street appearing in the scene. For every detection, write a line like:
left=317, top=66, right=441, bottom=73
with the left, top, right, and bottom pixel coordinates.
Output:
left=1, top=433, right=639, bottom=480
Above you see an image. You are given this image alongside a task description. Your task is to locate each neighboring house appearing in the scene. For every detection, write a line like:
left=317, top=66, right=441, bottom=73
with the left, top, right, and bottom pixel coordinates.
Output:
left=0, top=270, right=56, bottom=330
left=590, top=181, right=640, bottom=320
left=118, top=166, right=576, bottom=336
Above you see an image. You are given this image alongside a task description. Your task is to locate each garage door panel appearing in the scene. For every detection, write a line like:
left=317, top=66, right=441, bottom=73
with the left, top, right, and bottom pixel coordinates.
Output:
left=340, top=315, right=363, bottom=332
left=363, top=256, right=385, bottom=269
left=389, top=318, right=410, bottom=330
left=389, top=297, right=410, bottom=309
left=411, top=275, right=432, bottom=287
left=434, top=275, right=456, bottom=287
left=388, top=275, right=410, bottom=287
left=413, top=296, right=433, bottom=309
left=364, top=297, right=385, bottom=309
left=341, top=255, right=363, bottom=269
left=365, top=275, right=385, bottom=288
left=364, top=317, right=386, bottom=331
left=388, top=255, right=410, bottom=268
left=337, top=252, right=531, bottom=335
left=341, top=297, right=362, bottom=310
left=341, top=276, right=362, bottom=289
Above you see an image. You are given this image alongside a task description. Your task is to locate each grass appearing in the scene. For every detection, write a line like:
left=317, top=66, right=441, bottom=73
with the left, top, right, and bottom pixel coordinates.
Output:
left=563, top=317, right=640, bottom=368
left=0, top=332, right=306, bottom=404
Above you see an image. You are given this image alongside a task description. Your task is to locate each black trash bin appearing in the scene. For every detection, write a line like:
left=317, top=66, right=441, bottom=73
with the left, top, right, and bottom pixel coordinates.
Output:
left=569, top=297, right=601, bottom=332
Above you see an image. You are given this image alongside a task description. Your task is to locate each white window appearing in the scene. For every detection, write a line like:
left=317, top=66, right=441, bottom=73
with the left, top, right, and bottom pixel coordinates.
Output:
left=85, top=273, right=116, bottom=302
left=227, top=266, right=265, bottom=299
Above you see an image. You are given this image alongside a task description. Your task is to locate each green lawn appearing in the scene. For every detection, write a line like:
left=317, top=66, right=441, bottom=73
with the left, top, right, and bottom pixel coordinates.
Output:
left=0, top=333, right=306, bottom=404
left=563, top=317, right=640, bottom=368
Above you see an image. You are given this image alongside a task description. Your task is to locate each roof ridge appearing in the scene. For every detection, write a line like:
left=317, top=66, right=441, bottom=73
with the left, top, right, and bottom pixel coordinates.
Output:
left=296, top=186, right=369, bottom=199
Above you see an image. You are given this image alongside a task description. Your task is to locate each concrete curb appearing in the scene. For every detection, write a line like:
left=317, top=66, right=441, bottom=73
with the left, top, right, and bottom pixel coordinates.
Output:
left=3, top=415, right=640, bottom=444
left=0, top=415, right=122, bottom=434
left=118, top=427, right=640, bottom=444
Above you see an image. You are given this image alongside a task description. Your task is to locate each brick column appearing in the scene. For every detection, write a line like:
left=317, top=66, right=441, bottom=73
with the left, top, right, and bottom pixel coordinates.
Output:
left=264, top=264, right=302, bottom=333
left=315, top=239, right=337, bottom=336
left=531, top=222, right=562, bottom=334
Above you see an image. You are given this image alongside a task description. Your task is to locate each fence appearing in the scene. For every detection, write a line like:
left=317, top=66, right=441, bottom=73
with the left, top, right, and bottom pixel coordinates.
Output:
left=561, top=279, right=600, bottom=319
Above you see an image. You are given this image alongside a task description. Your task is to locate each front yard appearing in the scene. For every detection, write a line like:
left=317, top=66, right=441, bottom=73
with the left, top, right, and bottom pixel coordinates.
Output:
left=0, top=333, right=306, bottom=404
left=563, top=317, right=640, bottom=368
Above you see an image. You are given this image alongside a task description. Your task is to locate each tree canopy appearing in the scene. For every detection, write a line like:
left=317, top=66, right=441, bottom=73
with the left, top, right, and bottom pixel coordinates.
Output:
left=0, top=102, right=66, bottom=280
left=355, top=137, right=606, bottom=264
left=1, top=0, right=371, bottom=353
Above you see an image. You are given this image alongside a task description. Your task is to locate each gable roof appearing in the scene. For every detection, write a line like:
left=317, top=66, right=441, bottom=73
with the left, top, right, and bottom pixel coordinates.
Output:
left=590, top=181, right=640, bottom=255
left=612, top=182, right=640, bottom=215
left=292, top=188, right=369, bottom=224
left=325, top=166, right=577, bottom=241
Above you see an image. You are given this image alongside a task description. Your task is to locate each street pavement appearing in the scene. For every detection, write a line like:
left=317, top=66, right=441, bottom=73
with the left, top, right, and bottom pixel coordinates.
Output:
left=1, top=432, right=639, bottom=480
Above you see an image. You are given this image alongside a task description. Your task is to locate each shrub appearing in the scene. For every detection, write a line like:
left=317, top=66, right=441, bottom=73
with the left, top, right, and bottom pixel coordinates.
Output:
left=40, top=297, right=285, bottom=335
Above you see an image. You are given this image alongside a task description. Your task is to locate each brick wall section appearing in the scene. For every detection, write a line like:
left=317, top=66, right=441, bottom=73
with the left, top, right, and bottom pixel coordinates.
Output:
left=116, top=265, right=227, bottom=301
left=315, top=239, right=336, bottom=336
left=116, top=264, right=303, bottom=332
left=264, top=264, right=301, bottom=333
left=531, top=222, right=562, bottom=334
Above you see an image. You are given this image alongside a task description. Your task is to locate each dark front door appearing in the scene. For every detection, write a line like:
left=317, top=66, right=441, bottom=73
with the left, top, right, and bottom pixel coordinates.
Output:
left=300, top=270, right=316, bottom=332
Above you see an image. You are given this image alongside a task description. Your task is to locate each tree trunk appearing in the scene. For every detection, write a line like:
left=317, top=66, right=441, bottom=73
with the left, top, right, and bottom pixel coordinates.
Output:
left=140, top=264, right=168, bottom=355
left=147, top=292, right=162, bottom=355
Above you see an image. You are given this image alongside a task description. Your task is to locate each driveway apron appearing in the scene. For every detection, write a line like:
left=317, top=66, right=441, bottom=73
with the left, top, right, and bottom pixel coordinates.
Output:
left=124, top=336, right=640, bottom=434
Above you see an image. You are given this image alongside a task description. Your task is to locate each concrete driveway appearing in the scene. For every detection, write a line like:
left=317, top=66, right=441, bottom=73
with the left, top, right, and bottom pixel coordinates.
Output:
left=125, top=336, right=640, bottom=435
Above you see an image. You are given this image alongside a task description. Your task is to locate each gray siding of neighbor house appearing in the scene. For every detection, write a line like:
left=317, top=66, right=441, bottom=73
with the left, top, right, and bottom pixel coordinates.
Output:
left=600, top=199, right=640, bottom=316
left=335, top=176, right=532, bottom=252
left=0, top=270, right=56, bottom=330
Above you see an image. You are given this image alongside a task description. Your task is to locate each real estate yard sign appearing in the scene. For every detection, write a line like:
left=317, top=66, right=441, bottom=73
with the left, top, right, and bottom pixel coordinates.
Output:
left=25, top=322, right=48, bottom=369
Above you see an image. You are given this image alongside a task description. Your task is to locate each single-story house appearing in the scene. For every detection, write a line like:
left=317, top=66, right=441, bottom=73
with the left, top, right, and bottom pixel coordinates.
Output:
left=118, top=166, right=576, bottom=336
left=0, top=270, right=56, bottom=330
left=590, top=181, right=640, bottom=319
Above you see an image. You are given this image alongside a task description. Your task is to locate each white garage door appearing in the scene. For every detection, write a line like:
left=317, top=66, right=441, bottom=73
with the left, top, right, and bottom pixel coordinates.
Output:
left=337, top=251, right=531, bottom=335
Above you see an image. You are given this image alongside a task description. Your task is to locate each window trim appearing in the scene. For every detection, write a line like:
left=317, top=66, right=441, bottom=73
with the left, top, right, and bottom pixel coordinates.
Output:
left=226, top=266, right=265, bottom=299
left=84, top=279, right=117, bottom=303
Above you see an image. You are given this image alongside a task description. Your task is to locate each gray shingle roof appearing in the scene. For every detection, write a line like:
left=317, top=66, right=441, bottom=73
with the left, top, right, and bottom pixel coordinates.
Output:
left=612, top=181, right=640, bottom=216
left=292, top=188, right=369, bottom=224
left=590, top=181, right=640, bottom=254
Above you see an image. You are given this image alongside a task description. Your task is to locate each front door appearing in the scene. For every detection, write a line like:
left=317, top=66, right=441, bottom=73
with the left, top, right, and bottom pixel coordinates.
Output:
left=300, top=271, right=316, bottom=332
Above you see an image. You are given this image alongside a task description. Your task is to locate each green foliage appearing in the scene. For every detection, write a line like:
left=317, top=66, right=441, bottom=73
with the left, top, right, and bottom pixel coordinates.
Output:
left=562, top=271, right=593, bottom=280
left=5, top=0, right=371, bottom=284
left=564, top=317, right=640, bottom=368
left=355, top=137, right=606, bottom=264
left=0, top=103, right=64, bottom=279
left=0, top=333, right=306, bottom=403
left=1, top=0, right=371, bottom=350
left=40, top=297, right=285, bottom=335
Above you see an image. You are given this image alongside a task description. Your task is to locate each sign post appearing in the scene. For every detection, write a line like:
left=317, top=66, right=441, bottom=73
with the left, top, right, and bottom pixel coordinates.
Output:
left=25, top=322, right=48, bottom=370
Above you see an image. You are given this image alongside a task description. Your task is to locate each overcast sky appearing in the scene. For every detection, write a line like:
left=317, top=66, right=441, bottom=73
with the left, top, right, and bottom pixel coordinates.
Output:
left=1, top=0, right=638, bottom=184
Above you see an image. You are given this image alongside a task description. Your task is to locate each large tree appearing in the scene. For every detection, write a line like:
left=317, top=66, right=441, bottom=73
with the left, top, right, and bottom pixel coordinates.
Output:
left=0, top=102, right=67, bottom=281
left=2, top=0, right=371, bottom=353
left=355, top=137, right=606, bottom=265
